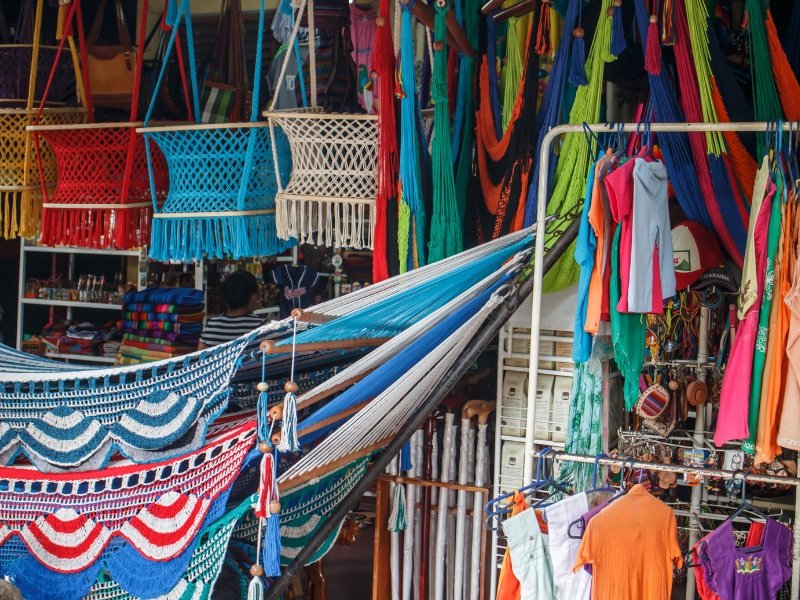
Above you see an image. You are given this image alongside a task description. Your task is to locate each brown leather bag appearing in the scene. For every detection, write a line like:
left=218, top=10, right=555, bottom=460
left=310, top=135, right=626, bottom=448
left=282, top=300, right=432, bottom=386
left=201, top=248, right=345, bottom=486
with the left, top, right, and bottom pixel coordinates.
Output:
left=86, top=0, right=136, bottom=109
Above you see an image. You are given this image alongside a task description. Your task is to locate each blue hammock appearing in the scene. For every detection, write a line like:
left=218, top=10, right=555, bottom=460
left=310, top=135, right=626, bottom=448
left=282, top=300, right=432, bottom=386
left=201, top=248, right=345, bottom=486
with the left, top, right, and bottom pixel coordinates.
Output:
left=274, top=232, right=531, bottom=347
left=139, top=0, right=295, bottom=262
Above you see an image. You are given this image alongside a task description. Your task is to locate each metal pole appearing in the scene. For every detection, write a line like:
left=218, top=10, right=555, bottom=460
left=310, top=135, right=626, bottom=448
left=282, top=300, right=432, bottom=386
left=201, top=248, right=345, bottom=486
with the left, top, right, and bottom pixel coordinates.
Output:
left=535, top=450, right=800, bottom=487
left=685, top=305, right=709, bottom=600
left=264, top=216, right=580, bottom=600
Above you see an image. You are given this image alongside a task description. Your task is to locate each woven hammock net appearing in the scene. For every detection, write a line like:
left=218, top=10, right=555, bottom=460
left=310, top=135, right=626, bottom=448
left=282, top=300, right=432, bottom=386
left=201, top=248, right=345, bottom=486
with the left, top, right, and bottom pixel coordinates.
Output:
left=37, top=126, right=168, bottom=249
left=0, top=414, right=256, bottom=600
left=0, top=45, right=74, bottom=102
left=144, top=125, right=293, bottom=261
left=0, top=330, right=256, bottom=472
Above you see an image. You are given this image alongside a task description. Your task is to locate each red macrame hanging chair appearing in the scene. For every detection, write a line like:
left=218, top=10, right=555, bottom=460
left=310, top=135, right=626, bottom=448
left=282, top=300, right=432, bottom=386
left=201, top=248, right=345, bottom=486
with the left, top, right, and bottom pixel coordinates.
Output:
left=29, top=0, right=168, bottom=250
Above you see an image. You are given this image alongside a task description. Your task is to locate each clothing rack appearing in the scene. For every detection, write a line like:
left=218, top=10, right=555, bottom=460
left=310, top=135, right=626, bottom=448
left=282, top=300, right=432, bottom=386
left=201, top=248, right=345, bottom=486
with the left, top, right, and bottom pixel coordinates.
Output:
left=535, top=449, right=800, bottom=597
left=527, top=121, right=800, bottom=600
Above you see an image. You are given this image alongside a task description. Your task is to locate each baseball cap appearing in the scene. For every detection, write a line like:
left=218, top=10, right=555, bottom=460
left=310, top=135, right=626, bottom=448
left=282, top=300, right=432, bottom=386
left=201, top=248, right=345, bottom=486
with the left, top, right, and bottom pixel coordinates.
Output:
left=671, top=221, right=725, bottom=291
left=693, top=259, right=741, bottom=294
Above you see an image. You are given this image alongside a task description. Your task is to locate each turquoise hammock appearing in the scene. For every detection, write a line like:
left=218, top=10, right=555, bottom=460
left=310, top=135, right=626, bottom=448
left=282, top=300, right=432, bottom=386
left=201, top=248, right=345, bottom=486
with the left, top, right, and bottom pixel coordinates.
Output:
left=139, top=0, right=294, bottom=262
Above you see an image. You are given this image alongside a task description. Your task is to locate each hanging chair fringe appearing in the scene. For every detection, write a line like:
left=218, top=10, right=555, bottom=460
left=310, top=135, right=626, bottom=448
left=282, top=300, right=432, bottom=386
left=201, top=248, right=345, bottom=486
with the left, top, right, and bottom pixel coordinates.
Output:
left=150, top=214, right=292, bottom=262
left=276, top=197, right=376, bottom=250
left=41, top=206, right=152, bottom=249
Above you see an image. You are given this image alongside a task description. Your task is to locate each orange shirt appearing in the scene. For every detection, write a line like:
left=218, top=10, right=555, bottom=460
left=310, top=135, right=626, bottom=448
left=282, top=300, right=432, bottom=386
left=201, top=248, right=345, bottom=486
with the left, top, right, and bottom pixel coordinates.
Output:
left=585, top=152, right=613, bottom=334
left=573, top=484, right=683, bottom=600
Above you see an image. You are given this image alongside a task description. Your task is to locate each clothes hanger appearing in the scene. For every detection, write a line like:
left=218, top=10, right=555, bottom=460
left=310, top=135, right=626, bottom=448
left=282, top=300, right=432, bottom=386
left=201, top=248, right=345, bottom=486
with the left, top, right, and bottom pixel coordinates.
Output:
left=721, top=470, right=770, bottom=524
left=484, top=449, right=556, bottom=530
left=566, top=454, right=616, bottom=539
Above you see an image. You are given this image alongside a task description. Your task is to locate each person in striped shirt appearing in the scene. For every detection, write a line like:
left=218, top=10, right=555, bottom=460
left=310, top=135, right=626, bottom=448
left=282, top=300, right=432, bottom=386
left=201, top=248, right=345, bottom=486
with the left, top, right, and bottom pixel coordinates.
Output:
left=198, top=271, right=265, bottom=349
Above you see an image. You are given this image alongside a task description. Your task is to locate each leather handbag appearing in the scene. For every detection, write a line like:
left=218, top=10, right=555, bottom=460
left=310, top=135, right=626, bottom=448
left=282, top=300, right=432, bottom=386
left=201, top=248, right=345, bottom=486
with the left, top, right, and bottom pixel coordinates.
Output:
left=86, top=0, right=136, bottom=109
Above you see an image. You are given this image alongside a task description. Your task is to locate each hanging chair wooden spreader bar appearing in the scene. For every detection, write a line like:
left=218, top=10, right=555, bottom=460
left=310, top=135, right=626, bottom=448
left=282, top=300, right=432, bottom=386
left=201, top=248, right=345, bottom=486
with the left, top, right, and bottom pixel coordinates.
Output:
left=0, top=0, right=86, bottom=240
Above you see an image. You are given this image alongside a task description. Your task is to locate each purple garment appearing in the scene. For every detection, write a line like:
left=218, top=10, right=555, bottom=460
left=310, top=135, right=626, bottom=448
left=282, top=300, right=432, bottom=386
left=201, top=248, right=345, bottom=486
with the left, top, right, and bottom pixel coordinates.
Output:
left=699, top=518, right=791, bottom=600
left=580, top=499, right=610, bottom=575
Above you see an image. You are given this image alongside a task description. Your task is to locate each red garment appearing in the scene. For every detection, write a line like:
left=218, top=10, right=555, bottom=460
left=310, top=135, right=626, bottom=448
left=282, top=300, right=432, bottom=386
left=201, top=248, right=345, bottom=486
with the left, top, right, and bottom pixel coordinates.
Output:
left=604, top=150, right=663, bottom=314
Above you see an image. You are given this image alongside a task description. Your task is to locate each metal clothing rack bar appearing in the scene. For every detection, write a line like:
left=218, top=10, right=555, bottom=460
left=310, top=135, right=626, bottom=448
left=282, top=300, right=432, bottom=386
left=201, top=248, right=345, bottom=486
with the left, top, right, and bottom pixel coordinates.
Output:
left=528, top=121, right=800, bottom=600
left=533, top=450, right=800, bottom=487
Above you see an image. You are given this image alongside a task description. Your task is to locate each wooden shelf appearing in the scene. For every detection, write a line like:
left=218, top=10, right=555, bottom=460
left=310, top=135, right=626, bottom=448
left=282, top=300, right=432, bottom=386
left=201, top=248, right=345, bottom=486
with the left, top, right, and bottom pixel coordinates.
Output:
left=45, top=352, right=116, bottom=364
left=22, top=244, right=142, bottom=257
left=21, top=298, right=122, bottom=310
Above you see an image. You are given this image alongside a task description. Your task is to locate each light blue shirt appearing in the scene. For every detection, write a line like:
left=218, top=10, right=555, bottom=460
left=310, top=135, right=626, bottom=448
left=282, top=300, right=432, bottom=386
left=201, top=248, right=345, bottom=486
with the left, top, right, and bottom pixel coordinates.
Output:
left=572, top=157, right=601, bottom=362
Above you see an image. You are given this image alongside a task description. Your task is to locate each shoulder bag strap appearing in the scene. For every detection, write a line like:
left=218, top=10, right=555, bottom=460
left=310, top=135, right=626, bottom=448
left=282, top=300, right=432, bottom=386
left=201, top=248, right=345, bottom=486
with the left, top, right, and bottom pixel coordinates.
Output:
left=0, top=5, right=10, bottom=44
left=113, top=0, right=133, bottom=51
left=87, top=0, right=133, bottom=50
left=87, top=0, right=108, bottom=47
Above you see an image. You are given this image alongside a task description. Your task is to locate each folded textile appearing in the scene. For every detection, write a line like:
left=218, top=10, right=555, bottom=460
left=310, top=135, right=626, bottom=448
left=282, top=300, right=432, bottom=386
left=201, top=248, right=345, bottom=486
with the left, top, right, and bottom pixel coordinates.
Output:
left=121, top=320, right=202, bottom=334
left=121, top=311, right=204, bottom=323
left=123, top=287, right=204, bottom=306
left=124, top=303, right=205, bottom=314
left=120, top=339, right=180, bottom=353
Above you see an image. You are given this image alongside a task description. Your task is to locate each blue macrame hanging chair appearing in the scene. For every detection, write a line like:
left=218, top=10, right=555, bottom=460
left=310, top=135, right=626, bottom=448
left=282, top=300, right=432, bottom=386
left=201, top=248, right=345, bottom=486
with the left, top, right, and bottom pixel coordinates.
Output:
left=138, top=0, right=294, bottom=262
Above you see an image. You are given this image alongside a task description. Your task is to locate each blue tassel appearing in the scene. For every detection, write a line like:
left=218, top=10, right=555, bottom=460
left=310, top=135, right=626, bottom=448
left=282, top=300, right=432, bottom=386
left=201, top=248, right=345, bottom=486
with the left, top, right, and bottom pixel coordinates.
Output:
left=257, top=353, right=270, bottom=441
left=263, top=513, right=282, bottom=577
left=568, top=28, right=588, bottom=87
left=400, top=440, right=413, bottom=471
left=611, top=3, right=627, bottom=56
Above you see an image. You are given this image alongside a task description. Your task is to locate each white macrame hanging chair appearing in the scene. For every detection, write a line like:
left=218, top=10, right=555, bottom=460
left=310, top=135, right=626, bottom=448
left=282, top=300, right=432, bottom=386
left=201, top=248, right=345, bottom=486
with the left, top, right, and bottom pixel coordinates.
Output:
left=264, top=0, right=382, bottom=250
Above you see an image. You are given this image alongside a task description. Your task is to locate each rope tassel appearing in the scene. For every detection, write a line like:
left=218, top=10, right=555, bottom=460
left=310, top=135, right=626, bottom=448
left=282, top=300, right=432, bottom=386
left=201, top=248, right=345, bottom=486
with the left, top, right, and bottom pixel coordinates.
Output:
left=569, top=28, right=588, bottom=86
left=611, top=0, right=627, bottom=56
left=388, top=482, right=407, bottom=532
left=276, top=386, right=299, bottom=452
left=535, top=0, right=552, bottom=55
left=645, top=13, right=661, bottom=74
left=263, top=508, right=282, bottom=577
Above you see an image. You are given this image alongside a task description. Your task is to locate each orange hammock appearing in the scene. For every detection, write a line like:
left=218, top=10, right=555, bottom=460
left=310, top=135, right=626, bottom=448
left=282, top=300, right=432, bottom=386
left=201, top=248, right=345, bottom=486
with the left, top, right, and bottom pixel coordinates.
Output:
left=710, top=77, right=758, bottom=201
left=475, top=25, right=539, bottom=238
left=765, top=11, right=800, bottom=121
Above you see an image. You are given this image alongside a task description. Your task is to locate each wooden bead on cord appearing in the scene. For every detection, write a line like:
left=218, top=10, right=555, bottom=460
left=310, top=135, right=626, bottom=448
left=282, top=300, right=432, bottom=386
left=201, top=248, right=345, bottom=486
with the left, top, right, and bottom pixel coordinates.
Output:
left=607, top=6, right=614, bottom=16
left=573, top=27, right=585, bottom=39
left=376, top=15, right=386, bottom=26
left=259, top=441, right=270, bottom=453
left=668, top=380, right=679, bottom=391
left=256, top=381, right=269, bottom=392
left=284, top=381, right=298, bottom=394
left=271, top=431, right=282, bottom=446
left=269, top=500, right=282, bottom=514
left=270, top=405, right=284, bottom=421
left=649, top=14, right=657, bottom=23
left=250, top=564, right=264, bottom=577
left=433, top=40, right=445, bottom=51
